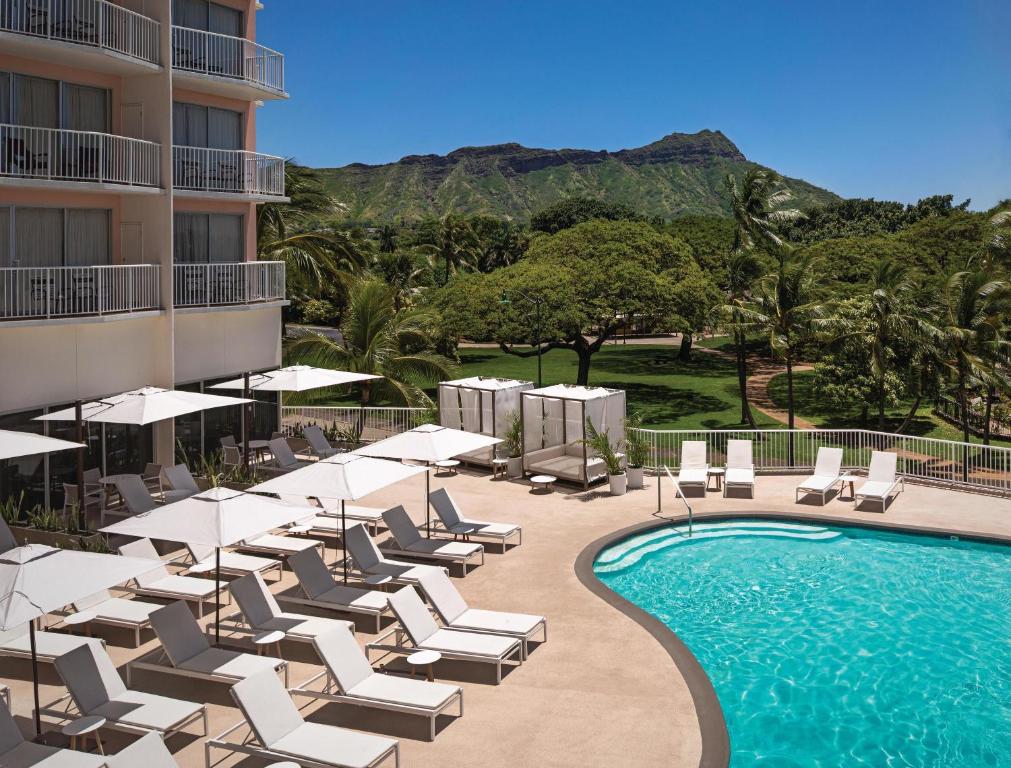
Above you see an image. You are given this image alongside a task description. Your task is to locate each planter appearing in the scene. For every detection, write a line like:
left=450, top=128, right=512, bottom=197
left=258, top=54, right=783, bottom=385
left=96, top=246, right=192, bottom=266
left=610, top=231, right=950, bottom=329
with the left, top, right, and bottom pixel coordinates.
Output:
left=10, top=525, right=105, bottom=551
left=627, top=466, right=645, bottom=490
left=608, top=472, right=628, bottom=496
left=507, top=457, right=524, bottom=479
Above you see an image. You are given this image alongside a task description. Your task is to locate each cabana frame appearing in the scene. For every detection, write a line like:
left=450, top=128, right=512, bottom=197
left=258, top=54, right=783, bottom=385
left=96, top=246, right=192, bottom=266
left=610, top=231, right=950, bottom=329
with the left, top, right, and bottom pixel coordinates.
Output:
left=438, top=376, right=532, bottom=467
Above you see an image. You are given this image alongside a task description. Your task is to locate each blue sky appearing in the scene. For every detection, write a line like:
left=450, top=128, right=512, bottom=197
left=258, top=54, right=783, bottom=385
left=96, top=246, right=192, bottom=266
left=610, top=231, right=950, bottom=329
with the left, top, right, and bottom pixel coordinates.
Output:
left=256, top=0, right=1009, bottom=209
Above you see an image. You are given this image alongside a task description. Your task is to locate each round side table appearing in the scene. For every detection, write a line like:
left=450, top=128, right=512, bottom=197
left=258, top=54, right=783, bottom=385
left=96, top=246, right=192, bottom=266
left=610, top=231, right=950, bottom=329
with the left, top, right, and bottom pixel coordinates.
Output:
left=530, top=474, right=557, bottom=493
left=434, top=459, right=460, bottom=476
left=63, top=715, right=106, bottom=754
left=363, top=574, right=393, bottom=592
left=253, top=629, right=285, bottom=658
left=491, top=458, right=509, bottom=479
left=406, top=650, right=441, bottom=681
left=62, top=609, right=96, bottom=635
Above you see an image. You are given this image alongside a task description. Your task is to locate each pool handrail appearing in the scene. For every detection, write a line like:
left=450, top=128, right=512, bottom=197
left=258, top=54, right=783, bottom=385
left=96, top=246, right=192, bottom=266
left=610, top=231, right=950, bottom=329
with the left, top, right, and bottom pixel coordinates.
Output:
left=660, top=466, right=693, bottom=536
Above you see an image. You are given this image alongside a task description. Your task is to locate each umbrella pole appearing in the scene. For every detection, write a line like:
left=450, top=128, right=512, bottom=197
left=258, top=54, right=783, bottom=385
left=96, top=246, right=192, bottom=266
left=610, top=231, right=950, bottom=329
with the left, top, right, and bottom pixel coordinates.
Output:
left=215, top=547, right=221, bottom=644
left=75, top=400, right=85, bottom=523
left=243, top=373, right=251, bottom=473
left=341, top=500, right=348, bottom=583
left=425, top=470, right=431, bottom=538
left=29, top=620, right=41, bottom=737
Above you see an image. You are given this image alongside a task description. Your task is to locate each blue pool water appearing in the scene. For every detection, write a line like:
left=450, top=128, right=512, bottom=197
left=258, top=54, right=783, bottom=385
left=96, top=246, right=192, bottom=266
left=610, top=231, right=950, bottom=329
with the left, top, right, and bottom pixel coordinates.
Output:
left=594, top=520, right=1011, bottom=767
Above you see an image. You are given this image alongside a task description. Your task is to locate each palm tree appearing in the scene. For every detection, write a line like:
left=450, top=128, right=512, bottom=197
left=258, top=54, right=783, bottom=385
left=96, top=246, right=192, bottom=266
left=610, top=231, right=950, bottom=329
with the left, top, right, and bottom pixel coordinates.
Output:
left=419, top=215, right=479, bottom=285
left=724, top=168, right=803, bottom=252
left=377, top=224, right=398, bottom=254
left=287, top=277, right=457, bottom=410
left=374, top=250, right=425, bottom=311
left=713, top=248, right=762, bottom=426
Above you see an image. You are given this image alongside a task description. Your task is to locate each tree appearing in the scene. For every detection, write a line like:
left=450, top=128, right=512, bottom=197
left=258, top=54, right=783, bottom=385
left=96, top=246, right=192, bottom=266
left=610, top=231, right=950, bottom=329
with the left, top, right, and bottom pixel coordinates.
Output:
left=418, top=215, right=480, bottom=285
left=377, top=224, right=398, bottom=254
left=724, top=168, right=803, bottom=252
left=469, top=216, right=528, bottom=272
left=374, top=250, right=426, bottom=311
left=713, top=248, right=763, bottom=426
left=530, top=197, right=643, bottom=235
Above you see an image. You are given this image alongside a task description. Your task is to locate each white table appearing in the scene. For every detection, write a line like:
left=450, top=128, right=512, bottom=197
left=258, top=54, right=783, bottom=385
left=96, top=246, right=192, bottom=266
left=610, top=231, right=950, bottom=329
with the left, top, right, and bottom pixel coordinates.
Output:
left=363, top=574, right=393, bottom=591
left=491, top=458, right=509, bottom=479
left=434, top=459, right=460, bottom=475
left=253, top=629, right=285, bottom=657
left=706, top=467, right=726, bottom=491
left=530, top=475, right=557, bottom=492
left=63, top=715, right=106, bottom=754
left=406, top=650, right=441, bottom=681
left=838, top=473, right=859, bottom=499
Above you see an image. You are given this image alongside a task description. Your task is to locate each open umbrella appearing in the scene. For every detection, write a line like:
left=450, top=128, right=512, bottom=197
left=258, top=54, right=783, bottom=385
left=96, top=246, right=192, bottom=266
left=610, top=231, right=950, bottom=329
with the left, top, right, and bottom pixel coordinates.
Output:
left=99, top=487, right=318, bottom=642
left=249, top=453, right=428, bottom=581
left=354, top=424, right=502, bottom=536
left=0, top=430, right=84, bottom=462
left=0, top=545, right=159, bottom=735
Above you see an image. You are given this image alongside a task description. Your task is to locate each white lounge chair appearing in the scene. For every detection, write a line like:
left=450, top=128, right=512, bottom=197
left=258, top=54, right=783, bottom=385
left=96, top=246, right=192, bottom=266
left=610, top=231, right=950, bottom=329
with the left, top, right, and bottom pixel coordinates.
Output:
left=283, top=548, right=391, bottom=633
left=112, top=475, right=189, bottom=519
left=429, top=488, right=521, bottom=551
left=278, top=493, right=385, bottom=536
left=239, top=530, right=326, bottom=561
left=0, top=699, right=104, bottom=768
left=105, top=732, right=178, bottom=768
left=128, top=600, right=287, bottom=686
left=292, top=629, right=463, bottom=741
left=303, top=425, right=340, bottom=459
left=724, top=439, right=755, bottom=497
left=795, top=447, right=844, bottom=505
left=185, top=542, right=283, bottom=582
left=207, top=670, right=399, bottom=768
left=855, top=451, right=903, bottom=512
left=51, top=643, right=207, bottom=738
left=228, top=572, right=354, bottom=648
left=261, top=438, right=312, bottom=475
left=381, top=506, right=484, bottom=575
left=676, top=441, right=709, bottom=490
left=0, top=624, right=104, bottom=664
left=370, top=586, right=522, bottom=685
left=117, top=539, right=221, bottom=618
left=417, top=569, right=546, bottom=660
left=69, top=589, right=162, bottom=647
left=162, top=464, right=201, bottom=498
left=343, top=523, right=443, bottom=586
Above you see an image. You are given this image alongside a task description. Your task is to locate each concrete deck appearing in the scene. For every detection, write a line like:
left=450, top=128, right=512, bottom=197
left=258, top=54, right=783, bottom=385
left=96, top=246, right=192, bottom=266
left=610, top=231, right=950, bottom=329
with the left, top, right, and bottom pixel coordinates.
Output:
left=3, top=471, right=1009, bottom=768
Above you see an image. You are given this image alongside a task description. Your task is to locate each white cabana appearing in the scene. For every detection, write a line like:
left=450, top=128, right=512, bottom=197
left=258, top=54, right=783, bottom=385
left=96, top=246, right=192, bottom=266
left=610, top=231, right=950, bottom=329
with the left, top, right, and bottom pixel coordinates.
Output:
left=521, top=384, right=626, bottom=489
left=438, top=376, right=533, bottom=466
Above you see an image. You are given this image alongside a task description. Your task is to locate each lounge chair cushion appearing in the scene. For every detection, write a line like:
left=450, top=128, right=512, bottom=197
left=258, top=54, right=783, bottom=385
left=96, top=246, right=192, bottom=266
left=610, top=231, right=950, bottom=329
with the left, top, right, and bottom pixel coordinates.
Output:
left=104, top=732, right=176, bottom=768
left=446, top=608, right=543, bottom=637
left=314, top=585, right=389, bottom=612
left=419, top=628, right=518, bottom=659
left=797, top=475, right=838, bottom=493
left=346, top=675, right=459, bottom=710
left=2, top=742, right=106, bottom=768
left=725, top=468, right=754, bottom=485
left=270, top=722, right=396, bottom=768
left=143, top=574, right=216, bottom=598
left=188, top=545, right=277, bottom=574
left=676, top=467, right=708, bottom=486
left=394, top=539, right=482, bottom=559
left=0, top=628, right=103, bottom=659
left=856, top=480, right=896, bottom=499
left=244, top=533, right=320, bottom=554
left=178, top=648, right=281, bottom=680
left=92, top=689, right=202, bottom=731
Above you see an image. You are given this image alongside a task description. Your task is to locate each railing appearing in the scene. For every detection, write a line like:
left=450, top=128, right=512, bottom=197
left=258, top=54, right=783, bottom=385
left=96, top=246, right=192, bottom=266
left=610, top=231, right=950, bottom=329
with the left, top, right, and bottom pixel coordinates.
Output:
left=634, top=428, right=1011, bottom=496
left=0, top=264, right=159, bottom=320
left=662, top=466, right=693, bottom=534
left=0, top=124, right=161, bottom=187
left=171, top=25, right=284, bottom=93
left=173, top=261, right=285, bottom=308
left=282, top=406, right=430, bottom=444
left=934, top=396, right=1011, bottom=440
left=172, top=146, right=284, bottom=197
left=0, top=0, right=160, bottom=65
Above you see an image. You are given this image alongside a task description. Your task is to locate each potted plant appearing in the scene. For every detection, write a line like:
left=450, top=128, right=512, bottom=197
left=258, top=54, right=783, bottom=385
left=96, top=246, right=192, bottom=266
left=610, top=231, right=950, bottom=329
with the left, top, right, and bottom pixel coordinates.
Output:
left=503, top=413, right=524, bottom=478
left=624, top=413, right=650, bottom=490
left=583, top=420, right=626, bottom=495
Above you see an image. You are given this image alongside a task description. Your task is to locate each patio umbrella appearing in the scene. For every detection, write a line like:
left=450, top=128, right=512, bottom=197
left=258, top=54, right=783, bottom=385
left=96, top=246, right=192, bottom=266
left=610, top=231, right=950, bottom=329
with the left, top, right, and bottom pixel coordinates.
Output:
left=249, top=453, right=428, bottom=581
left=354, top=424, right=502, bottom=536
left=0, top=545, right=159, bottom=735
left=0, top=430, right=84, bottom=462
left=99, top=487, right=318, bottom=642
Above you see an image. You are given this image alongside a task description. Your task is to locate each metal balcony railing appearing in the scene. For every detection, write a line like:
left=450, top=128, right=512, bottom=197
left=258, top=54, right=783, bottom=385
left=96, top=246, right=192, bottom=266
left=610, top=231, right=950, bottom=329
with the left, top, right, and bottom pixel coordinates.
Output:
left=172, top=146, right=284, bottom=197
left=173, top=261, right=285, bottom=308
left=0, top=264, right=160, bottom=320
left=0, top=0, right=160, bottom=65
left=0, top=124, right=161, bottom=187
left=171, top=25, right=284, bottom=93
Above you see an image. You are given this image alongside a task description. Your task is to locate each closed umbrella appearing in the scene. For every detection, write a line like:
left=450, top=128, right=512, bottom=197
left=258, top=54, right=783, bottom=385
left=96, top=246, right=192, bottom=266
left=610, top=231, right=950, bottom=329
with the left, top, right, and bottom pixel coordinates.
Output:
left=249, top=454, right=427, bottom=582
left=100, top=487, right=318, bottom=641
left=0, top=545, right=159, bottom=735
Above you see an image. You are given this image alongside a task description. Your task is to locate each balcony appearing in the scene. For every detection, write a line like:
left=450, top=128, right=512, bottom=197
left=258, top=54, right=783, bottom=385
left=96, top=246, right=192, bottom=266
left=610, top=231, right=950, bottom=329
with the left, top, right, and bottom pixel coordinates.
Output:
left=171, top=25, right=286, bottom=99
left=172, top=146, right=284, bottom=200
left=0, top=264, right=160, bottom=321
left=0, top=124, right=161, bottom=191
left=0, top=0, right=160, bottom=73
left=173, top=261, right=285, bottom=309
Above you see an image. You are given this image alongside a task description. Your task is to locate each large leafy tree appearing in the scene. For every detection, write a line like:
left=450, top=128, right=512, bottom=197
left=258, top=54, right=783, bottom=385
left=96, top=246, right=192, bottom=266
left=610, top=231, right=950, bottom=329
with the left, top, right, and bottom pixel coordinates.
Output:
left=418, top=214, right=480, bottom=285
left=530, top=197, right=643, bottom=235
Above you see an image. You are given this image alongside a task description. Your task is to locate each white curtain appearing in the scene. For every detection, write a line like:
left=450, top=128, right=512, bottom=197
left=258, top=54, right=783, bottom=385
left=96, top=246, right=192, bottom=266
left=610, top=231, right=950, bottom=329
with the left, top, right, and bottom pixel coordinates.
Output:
left=480, top=391, right=494, bottom=436
left=564, top=400, right=583, bottom=447
left=15, top=75, right=59, bottom=128
left=522, top=396, right=542, bottom=452
left=173, top=102, right=208, bottom=147
left=438, top=385, right=461, bottom=430
left=494, top=387, right=520, bottom=438
left=459, top=388, right=481, bottom=433
left=209, top=214, right=243, bottom=263
left=544, top=398, right=564, bottom=447
left=606, top=391, right=627, bottom=448
left=65, top=210, right=110, bottom=267
left=15, top=208, right=63, bottom=267
left=174, top=213, right=209, bottom=264
left=207, top=107, right=241, bottom=150
left=63, top=85, right=109, bottom=132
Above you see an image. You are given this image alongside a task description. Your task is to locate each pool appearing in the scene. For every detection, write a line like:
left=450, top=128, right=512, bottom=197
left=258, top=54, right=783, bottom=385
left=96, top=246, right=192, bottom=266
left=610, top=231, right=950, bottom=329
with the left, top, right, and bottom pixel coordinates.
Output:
left=593, top=520, right=1011, bottom=767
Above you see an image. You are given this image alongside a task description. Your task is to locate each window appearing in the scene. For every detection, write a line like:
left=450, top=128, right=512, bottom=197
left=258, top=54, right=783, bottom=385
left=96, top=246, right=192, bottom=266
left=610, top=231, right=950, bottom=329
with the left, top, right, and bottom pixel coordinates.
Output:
left=174, top=212, right=243, bottom=263
left=172, top=0, right=243, bottom=35
left=3, top=207, right=110, bottom=268
left=0, top=72, right=109, bottom=131
left=63, top=83, right=109, bottom=132
left=173, top=102, right=242, bottom=149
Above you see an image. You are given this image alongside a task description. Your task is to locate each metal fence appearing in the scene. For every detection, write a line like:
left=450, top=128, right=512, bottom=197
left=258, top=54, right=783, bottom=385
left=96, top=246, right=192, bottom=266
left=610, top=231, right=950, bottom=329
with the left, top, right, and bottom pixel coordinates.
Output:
left=172, top=146, right=285, bottom=197
left=0, top=264, right=160, bottom=319
left=281, top=406, right=429, bottom=444
left=634, top=428, right=1011, bottom=495
left=171, top=25, right=285, bottom=93
left=173, top=262, right=285, bottom=308
left=0, top=0, right=160, bottom=64
left=0, top=125, right=161, bottom=187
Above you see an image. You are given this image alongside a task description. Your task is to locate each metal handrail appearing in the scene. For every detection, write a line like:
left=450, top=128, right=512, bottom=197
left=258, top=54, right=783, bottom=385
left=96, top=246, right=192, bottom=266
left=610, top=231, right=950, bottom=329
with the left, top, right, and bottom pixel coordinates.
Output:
left=660, top=466, right=693, bottom=536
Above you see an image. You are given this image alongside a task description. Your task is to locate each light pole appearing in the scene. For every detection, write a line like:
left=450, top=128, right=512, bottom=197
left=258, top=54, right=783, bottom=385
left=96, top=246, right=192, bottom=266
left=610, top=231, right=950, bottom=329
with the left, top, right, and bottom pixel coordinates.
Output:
left=501, top=291, right=544, bottom=388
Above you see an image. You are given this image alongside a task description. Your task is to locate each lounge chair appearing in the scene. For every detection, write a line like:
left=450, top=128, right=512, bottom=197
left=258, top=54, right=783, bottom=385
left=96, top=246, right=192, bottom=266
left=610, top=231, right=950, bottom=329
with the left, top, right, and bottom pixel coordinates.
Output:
left=0, top=699, right=104, bottom=768
left=278, top=494, right=385, bottom=536
left=260, top=438, right=311, bottom=475
left=283, top=548, right=392, bottom=632
left=429, top=488, right=521, bottom=550
left=303, top=425, right=340, bottom=459
left=228, top=572, right=354, bottom=647
left=855, top=451, right=903, bottom=512
left=142, top=463, right=165, bottom=496
left=370, top=586, right=522, bottom=685
left=724, top=439, right=755, bottom=497
left=128, top=601, right=287, bottom=687
left=107, top=475, right=189, bottom=524
left=795, top=447, right=844, bottom=505
left=343, top=523, right=443, bottom=586
left=676, top=441, right=709, bottom=490
left=51, top=643, right=207, bottom=738
left=238, top=530, right=326, bottom=561
left=0, top=518, right=17, bottom=551
left=105, top=732, right=178, bottom=768
left=185, top=542, right=283, bottom=582
left=381, top=506, right=484, bottom=575
left=117, top=539, right=221, bottom=618
left=292, top=629, right=462, bottom=741
left=417, top=569, right=546, bottom=660
left=206, top=670, right=399, bottom=768
left=0, top=624, right=104, bottom=665
left=162, top=464, right=202, bottom=497
left=68, top=589, right=162, bottom=647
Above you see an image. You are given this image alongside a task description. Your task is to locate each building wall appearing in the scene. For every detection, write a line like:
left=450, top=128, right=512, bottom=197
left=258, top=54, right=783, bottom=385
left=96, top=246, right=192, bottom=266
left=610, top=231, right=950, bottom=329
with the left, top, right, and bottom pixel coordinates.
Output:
left=174, top=306, right=282, bottom=384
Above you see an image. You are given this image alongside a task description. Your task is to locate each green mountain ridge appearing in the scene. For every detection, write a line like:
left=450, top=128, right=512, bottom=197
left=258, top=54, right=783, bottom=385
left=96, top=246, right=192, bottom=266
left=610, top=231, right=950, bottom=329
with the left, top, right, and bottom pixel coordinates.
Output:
left=315, top=129, right=840, bottom=222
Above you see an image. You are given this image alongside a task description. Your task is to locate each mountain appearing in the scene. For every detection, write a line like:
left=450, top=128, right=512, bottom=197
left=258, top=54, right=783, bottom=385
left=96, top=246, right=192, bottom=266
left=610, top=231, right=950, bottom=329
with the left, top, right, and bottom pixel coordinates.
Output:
left=315, top=129, right=840, bottom=223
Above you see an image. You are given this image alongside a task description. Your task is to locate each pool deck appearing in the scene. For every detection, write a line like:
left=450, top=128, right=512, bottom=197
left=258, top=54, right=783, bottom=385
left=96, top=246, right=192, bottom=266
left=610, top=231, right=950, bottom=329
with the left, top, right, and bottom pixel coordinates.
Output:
left=4, top=471, right=1009, bottom=768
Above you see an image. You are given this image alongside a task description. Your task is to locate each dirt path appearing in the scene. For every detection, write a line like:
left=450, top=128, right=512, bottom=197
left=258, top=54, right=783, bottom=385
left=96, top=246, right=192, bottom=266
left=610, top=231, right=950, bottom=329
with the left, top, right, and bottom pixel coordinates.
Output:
left=745, top=362, right=816, bottom=429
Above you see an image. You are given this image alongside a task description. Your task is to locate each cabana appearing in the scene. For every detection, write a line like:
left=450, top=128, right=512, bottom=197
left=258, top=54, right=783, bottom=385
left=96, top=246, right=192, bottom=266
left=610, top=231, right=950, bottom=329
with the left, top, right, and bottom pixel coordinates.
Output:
left=438, top=376, right=533, bottom=467
left=520, top=384, right=626, bottom=489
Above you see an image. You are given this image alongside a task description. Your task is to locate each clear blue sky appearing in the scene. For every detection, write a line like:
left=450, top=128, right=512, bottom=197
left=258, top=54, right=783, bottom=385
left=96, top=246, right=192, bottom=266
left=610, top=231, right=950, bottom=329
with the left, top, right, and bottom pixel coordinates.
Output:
left=256, top=0, right=1009, bottom=209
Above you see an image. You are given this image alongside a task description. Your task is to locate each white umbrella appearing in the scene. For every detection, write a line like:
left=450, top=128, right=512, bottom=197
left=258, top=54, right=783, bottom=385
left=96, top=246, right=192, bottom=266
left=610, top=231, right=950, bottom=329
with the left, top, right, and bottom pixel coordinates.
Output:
left=249, top=454, right=428, bottom=581
left=354, top=424, right=502, bottom=536
left=0, top=545, right=160, bottom=735
left=0, top=430, right=84, bottom=461
left=100, top=486, right=318, bottom=641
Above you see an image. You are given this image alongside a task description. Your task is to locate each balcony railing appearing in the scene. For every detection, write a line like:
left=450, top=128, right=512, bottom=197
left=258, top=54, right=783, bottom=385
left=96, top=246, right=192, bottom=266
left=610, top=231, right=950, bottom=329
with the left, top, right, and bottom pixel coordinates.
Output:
left=171, top=25, right=284, bottom=94
left=173, top=261, right=285, bottom=308
left=0, top=264, right=160, bottom=320
left=0, top=0, right=160, bottom=65
left=172, top=146, right=284, bottom=197
left=0, top=124, right=161, bottom=187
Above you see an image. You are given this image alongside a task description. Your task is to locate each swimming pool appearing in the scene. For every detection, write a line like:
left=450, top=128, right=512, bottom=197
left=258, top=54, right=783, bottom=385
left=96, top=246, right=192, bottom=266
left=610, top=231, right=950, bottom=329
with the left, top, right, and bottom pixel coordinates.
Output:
left=593, top=520, right=1011, bottom=767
